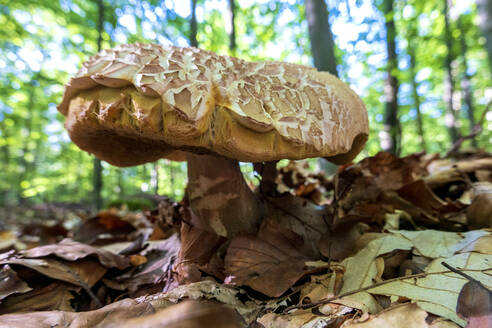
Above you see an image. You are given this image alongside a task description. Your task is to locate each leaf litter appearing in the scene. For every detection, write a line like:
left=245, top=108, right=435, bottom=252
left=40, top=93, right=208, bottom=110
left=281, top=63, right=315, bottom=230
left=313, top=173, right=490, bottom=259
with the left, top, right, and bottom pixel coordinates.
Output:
left=0, top=151, right=491, bottom=327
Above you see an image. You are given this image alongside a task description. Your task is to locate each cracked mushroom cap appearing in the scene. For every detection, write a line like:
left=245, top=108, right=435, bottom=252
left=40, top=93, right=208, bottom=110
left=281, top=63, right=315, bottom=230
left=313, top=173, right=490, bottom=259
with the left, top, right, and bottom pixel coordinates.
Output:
left=58, top=43, right=369, bottom=166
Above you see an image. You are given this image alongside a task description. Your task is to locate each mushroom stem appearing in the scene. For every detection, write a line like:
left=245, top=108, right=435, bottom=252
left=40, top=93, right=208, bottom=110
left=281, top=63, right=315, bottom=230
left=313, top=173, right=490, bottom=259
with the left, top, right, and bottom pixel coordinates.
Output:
left=185, top=153, right=263, bottom=237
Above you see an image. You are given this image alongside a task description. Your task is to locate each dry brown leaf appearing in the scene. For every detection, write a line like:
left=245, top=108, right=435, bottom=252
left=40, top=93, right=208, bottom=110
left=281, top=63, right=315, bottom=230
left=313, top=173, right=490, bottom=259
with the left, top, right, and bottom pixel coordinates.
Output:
left=148, top=280, right=259, bottom=325
left=319, top=218, right=370, bottom=261
left=397, top=180, right=465, bottom=220
left=0, top=257, right=106, bottom=288
left=225, top=217, right=325, bottom=297
left=0, top=264, right=32, bottom=301
left=129, top=254, right=148, bottom=266
left=0, top=282, right=78, bottom=314
left=106, top=300, right=242, bottom=328
left=258, top=309, right=334, bottom=328
left=175, top=223, right=224, bottom=284
left=467, top=182, right=492, bottom=229
left=425, top=157, right=492, bottom=189
left=338, top=152, right=427, bottom=207
left=345, top=303, right=428, bottom=327
left=21, top=238, right=129, bottom=269
left=114, top=234, right=180, bottom=295
left=73, top=211, right=136, bottom=245
left=0, top=231, right=18, bottom=252
left=0, top=297, right=153, bottom=327
left=266, top=194, right=328, bottom=258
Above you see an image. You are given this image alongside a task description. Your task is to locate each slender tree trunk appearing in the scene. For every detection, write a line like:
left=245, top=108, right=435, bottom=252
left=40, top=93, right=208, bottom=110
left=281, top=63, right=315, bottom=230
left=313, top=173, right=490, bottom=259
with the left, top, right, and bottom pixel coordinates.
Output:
left=457, top=15, right=477, bottom=147
left=305, top=0, right=338, bottom=76
left=443, top=0, right=459, bottom=144
left=190, top=0, right=198, bottom=47
left=227, top=0, right=236, bottom=55
left=304, top=0, right=339, bottom=173
left=151, top=161, right=159, bottom=195
left=382, top=0, right=400, bottom=155
left=93, top=0, right=104, bottom=210
left=477, top=0, right=492, bottom=71
left=408, top=43, right=426, bottom=152
left=18, top=84, right=35, bottom=203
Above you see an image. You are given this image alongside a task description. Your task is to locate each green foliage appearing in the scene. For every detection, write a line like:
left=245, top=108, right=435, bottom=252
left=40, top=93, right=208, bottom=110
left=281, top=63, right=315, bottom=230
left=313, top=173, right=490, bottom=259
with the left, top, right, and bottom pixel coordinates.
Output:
left=0, top=0, right=490, bottom=207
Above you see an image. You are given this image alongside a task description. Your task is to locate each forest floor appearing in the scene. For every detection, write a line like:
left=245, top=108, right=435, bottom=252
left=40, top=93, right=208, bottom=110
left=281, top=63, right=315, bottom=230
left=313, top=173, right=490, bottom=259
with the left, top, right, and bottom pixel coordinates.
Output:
left=0, top=150, right=491, bottom=328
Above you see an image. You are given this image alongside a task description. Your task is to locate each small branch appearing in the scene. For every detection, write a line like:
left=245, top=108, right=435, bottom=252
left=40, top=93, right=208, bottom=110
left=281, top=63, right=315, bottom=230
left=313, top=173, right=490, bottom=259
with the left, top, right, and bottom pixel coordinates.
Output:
left=282, top=267, right=491, bottom=314
left=446, top=101, right=491, bottom=157
left=441, top=262, right=490, bottom=290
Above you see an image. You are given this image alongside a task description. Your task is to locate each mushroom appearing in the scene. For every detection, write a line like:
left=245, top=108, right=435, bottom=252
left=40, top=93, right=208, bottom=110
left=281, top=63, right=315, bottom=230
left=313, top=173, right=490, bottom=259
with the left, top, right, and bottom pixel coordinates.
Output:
left=58, top=43, right=369, bottom=238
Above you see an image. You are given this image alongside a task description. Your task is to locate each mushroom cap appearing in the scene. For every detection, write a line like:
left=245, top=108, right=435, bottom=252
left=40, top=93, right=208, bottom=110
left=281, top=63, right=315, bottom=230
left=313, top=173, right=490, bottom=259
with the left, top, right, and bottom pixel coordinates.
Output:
left=58, top=43, right=368, bottom=166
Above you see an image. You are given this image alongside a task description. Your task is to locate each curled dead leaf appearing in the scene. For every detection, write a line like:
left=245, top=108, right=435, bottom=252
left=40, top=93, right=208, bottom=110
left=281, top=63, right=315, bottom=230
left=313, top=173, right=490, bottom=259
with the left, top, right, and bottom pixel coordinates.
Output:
left=0, top=265, right=32, bottom=302
left=21, top=238, right=129, bottom=269
left=107, top=300, right=243, bottom=328
left=225, top=217, right=325, bottom=297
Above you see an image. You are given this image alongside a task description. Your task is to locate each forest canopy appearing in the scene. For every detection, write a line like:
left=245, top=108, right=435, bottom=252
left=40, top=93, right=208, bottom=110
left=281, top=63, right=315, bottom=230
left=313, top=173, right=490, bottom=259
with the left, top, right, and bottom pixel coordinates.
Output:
left=0, top=0, right=491, bottom=208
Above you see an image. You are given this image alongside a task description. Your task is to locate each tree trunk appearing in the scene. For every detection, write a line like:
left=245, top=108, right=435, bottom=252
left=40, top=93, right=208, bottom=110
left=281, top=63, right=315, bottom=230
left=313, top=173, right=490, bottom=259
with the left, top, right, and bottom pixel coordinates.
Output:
left=407, top=20, right=426, bottom=152
left=190, top=0, right=198, bottom=47
left=382, top=0, right=400, bottom=155
left=457, top=15, right=477, bottom=147
left=408, top=44, right=426, bottom=152
left=443, top=0, right=459, bottom=144
left=305, top=0, right=338, bottom=76
left=93, top=0, right=105, bottom=211
left=227, top=0, right=236, bottom=55
left=477, top=0, right=492, bottom=71
left=151, top=161, right=159, bottom=195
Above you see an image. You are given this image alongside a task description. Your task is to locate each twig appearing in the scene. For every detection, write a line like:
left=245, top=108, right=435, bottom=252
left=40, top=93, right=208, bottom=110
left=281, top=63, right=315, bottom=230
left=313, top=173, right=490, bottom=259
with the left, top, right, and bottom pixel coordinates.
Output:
left=441, top=262, right=491, bottom=291
left=282, top=267, right=491, bottom=314
left=446, top=101, right=491, bottom=157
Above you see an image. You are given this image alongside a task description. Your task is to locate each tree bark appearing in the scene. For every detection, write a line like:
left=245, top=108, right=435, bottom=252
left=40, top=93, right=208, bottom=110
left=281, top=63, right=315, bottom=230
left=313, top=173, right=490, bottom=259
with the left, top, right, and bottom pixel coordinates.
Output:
left=457, top=15, right=477, bottom=147
left=190, top=0, right=198, bottom=47
left=382, top=0, right=400, bottom=155
left=93, top=0, right=105, bottom=210
left=151, top=161, right=159, bottom=194
left=443, top=0, right=459, bottom=144
left=305, top=0, right=338, bottom=76
left=477, top=0, right=492, bottom=72
left=408, top=44, right=426, bottom=152
left=407, top=20, right=426, bottom=152
left=227, top=0, right=236, bottom=55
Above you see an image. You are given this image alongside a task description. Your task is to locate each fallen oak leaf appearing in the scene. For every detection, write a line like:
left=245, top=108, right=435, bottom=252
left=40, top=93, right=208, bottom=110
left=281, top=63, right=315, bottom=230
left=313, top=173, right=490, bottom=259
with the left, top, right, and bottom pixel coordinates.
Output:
left=21, top=238, right=130, bottom=269
left=146, top=280, right=260, bottom=325
left=0, top=282, right=78, bottom=314
left=105, top=300, right=243, bottom=328
left=73, top=211, right=136, bottom=245
left=0, top=297, right=154, bottom=328
left=0, top=264, right=32, bottom=302
left=0, top=257, right=106, bottom=308
left=112, top=234, right=180, bottom=296
left=0, top=258, right=106, bottom=289
left=225, top=217, right=326, bottom=297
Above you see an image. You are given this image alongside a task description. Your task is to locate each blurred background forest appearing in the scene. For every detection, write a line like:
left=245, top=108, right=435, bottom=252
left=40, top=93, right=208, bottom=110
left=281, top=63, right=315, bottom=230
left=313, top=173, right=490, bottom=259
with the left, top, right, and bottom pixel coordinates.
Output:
left=0, top=0, right=491, bottom=212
